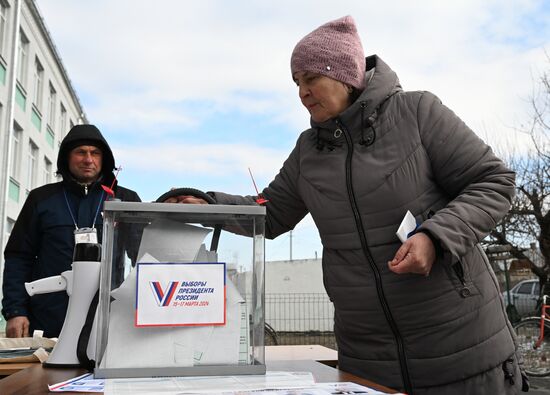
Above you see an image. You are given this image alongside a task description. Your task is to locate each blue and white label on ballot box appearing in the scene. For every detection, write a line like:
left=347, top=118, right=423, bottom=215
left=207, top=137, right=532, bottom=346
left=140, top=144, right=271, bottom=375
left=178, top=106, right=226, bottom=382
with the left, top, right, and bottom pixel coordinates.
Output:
left=135, top=262, right=226, bottom=327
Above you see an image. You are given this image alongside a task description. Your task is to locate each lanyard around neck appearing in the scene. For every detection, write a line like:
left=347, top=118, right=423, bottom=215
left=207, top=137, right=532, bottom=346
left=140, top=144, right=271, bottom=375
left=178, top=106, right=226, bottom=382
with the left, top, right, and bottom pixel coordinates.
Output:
left=63, top=187, right=106, bottom=230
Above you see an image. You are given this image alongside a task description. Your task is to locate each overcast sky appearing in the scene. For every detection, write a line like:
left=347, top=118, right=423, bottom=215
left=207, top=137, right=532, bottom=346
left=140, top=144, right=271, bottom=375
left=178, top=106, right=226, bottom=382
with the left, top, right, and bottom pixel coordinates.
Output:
left=35, top=0, right=550, bottom=261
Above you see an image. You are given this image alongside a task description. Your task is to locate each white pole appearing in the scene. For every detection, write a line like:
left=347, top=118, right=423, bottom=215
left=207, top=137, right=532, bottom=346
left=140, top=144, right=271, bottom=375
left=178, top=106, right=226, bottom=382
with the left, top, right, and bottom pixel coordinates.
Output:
left=289, top=230, right=292, bottom=261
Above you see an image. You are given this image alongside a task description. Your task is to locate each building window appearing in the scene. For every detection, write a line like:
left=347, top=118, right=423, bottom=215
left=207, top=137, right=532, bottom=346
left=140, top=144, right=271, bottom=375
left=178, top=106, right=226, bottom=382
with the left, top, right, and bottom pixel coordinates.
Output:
left=0, top=1, right=8, bottom=58
left=27, top=140, right=38, bottom=192
left=43, top=156, right=52, bottom=184
left=10, top=122, right=22, bottom=179
left=0, top=62, right=6, bottom=85
left=33, top=57, right=44, bottom=110
left=6, top=217, right=15, bottom=235
left=15, top=84, right=25, bottom=110
left=31, top=107, right=41, bottom=131
left=59, top=102, right=67, bottom=134
left=47, top=82, right=56, bottom=129
left=4, top=217, right=15, bottom=251
left=8, top=179, right=19, bottom=202
left=17, top=30, right=29, bottom=86
left=46, top=127, right=54, bottom=147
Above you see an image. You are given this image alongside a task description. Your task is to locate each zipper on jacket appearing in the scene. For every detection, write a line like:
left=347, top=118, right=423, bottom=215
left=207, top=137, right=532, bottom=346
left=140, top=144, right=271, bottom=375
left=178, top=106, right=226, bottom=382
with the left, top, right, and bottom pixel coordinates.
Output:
left=84, top=185, right=88, bottom=195
left=336, top=119, right=414, bottom=395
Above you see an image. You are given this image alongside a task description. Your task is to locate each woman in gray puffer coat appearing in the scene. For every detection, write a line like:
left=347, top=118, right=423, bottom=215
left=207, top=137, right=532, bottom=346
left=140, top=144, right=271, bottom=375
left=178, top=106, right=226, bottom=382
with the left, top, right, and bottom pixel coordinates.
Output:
left=171, top=15, right=528, bottom=395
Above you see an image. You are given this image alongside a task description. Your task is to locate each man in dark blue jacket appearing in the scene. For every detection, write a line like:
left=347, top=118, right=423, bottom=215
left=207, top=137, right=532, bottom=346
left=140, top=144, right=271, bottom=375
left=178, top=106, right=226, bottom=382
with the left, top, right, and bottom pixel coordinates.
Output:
left=2, top=124, right=141, bottom=338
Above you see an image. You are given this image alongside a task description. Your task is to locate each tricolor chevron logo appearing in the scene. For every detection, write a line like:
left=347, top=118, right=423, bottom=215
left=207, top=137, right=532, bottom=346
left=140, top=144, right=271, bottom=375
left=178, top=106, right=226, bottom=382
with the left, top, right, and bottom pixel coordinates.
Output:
left=150, top=281, right=179, bottom=307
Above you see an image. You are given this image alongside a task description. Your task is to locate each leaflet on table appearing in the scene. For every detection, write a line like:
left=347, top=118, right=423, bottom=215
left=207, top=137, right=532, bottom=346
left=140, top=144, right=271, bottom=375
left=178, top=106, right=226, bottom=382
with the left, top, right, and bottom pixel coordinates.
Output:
left=48, top=373, right=104, bottom=392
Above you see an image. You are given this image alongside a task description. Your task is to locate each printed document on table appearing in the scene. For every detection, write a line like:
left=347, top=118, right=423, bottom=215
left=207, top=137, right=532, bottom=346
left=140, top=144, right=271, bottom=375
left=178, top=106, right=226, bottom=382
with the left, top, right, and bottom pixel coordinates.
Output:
left=206, top=382, right=407, bottom=395
left=104, top=377, right=406, bottom=395
left=104, top=371, right=315, bottom=394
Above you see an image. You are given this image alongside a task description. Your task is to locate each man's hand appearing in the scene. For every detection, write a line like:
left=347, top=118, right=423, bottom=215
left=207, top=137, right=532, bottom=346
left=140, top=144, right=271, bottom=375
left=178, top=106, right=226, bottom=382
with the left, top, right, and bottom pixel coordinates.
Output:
left=6, top=316, right=30, bottom=338
left=388, top=232, right=436, bottom=276
left=163, top=195, right=208, bottom=204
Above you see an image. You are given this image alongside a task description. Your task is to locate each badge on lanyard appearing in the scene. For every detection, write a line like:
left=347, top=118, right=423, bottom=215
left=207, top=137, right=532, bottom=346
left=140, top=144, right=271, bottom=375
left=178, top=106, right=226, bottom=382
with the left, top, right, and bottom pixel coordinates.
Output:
left=74, top=227, right=98, bottom=244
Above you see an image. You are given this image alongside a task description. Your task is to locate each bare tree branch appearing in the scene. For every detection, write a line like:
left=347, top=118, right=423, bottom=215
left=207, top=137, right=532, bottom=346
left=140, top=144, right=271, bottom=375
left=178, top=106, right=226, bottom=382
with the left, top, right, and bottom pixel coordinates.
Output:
left=489, top=55, right=550, bottom=297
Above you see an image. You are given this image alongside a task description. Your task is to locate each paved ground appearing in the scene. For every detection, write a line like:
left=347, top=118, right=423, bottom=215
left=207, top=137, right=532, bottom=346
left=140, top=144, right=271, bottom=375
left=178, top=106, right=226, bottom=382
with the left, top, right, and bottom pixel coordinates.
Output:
left=529, top=376, right=550, bottom=394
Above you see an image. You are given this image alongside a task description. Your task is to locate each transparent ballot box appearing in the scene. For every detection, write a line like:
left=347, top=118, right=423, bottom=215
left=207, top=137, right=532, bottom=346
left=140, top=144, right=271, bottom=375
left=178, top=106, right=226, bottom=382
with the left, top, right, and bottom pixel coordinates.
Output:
left=94, top=201, right=266, bottom=379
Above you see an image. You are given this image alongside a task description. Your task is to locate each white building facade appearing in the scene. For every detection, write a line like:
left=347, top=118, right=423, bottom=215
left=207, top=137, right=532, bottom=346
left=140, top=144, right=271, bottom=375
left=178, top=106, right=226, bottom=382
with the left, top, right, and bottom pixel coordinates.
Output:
left=0, top=0, right=86, bottom=328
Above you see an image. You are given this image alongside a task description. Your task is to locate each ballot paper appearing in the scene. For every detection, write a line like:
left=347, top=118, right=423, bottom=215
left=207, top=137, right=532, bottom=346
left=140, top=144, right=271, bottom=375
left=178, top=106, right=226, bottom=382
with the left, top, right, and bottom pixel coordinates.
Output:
left=137, top=219, right=212, bottom=263
left=396, top=210, right=418, bottom=243
left=196, top=243, right=218, bottom=263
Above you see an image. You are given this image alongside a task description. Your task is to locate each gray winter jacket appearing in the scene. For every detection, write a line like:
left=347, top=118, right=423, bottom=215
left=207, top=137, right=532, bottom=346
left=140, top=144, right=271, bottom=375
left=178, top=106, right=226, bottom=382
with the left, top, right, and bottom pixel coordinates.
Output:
left=212, top=55, right=521, bottom=394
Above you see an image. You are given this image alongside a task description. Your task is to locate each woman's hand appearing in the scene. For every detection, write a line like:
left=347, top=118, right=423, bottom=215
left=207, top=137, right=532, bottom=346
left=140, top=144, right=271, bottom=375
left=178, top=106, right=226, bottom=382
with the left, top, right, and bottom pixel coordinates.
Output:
left=388, top=232, right=436, bottom=276
left=163, top=195, right=208, bottom=204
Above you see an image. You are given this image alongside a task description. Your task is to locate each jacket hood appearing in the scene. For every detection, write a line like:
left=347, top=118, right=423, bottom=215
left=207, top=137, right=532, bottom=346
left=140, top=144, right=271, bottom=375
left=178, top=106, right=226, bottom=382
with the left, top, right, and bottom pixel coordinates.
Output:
left=56, top=124, right=116, bottom=182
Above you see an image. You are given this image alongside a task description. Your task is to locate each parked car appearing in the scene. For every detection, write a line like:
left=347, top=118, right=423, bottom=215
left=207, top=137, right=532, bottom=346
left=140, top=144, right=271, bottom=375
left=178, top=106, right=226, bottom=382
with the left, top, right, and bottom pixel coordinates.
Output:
left=501, top=279, right=540, bottom=316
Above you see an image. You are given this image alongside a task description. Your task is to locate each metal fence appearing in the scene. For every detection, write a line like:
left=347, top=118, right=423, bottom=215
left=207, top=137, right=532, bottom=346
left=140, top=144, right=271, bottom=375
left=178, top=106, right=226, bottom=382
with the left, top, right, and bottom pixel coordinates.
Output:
left=265, top=293, right=337, bottom=350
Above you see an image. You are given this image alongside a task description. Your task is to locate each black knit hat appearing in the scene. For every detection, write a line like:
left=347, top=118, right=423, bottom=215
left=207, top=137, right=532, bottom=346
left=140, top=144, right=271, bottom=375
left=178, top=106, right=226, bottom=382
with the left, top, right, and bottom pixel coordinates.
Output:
left=57, top=124, right=115, bottom=180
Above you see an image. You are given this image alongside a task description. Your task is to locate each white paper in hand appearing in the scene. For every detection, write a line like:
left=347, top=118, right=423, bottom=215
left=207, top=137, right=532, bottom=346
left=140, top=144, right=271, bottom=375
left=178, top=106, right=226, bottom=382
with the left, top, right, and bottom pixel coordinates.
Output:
left=396, top=210, right=418, bottom=243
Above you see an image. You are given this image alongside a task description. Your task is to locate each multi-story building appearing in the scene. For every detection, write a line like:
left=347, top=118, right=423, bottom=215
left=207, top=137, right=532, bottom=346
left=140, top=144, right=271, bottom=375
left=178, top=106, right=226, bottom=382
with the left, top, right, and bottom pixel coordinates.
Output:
left=0, top=0, right=86, bottom=328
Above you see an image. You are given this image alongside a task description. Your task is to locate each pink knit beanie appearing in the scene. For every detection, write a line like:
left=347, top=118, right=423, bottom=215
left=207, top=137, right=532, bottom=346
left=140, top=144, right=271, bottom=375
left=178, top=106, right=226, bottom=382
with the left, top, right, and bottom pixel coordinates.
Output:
left=291, top=16, right=366, bottom=89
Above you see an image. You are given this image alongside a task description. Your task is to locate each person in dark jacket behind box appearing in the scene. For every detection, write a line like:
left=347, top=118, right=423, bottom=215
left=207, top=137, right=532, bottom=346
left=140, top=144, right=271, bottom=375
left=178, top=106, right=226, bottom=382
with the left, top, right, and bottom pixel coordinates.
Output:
left=161, top=16, right=528, bottom=395
left=2, top=124, right=141, bottom=338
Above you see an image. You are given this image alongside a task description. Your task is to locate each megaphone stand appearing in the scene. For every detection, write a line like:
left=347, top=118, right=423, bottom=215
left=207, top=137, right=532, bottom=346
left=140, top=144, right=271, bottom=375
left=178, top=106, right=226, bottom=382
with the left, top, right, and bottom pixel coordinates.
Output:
left=25, top=242, right=101, bottom=368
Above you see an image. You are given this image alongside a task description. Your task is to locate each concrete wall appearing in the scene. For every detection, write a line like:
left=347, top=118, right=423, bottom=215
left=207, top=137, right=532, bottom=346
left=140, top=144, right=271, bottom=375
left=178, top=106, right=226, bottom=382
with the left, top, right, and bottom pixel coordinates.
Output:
left=265, top=258, right=325, bottom=294
left=264, top=258, right=334, bottom=332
